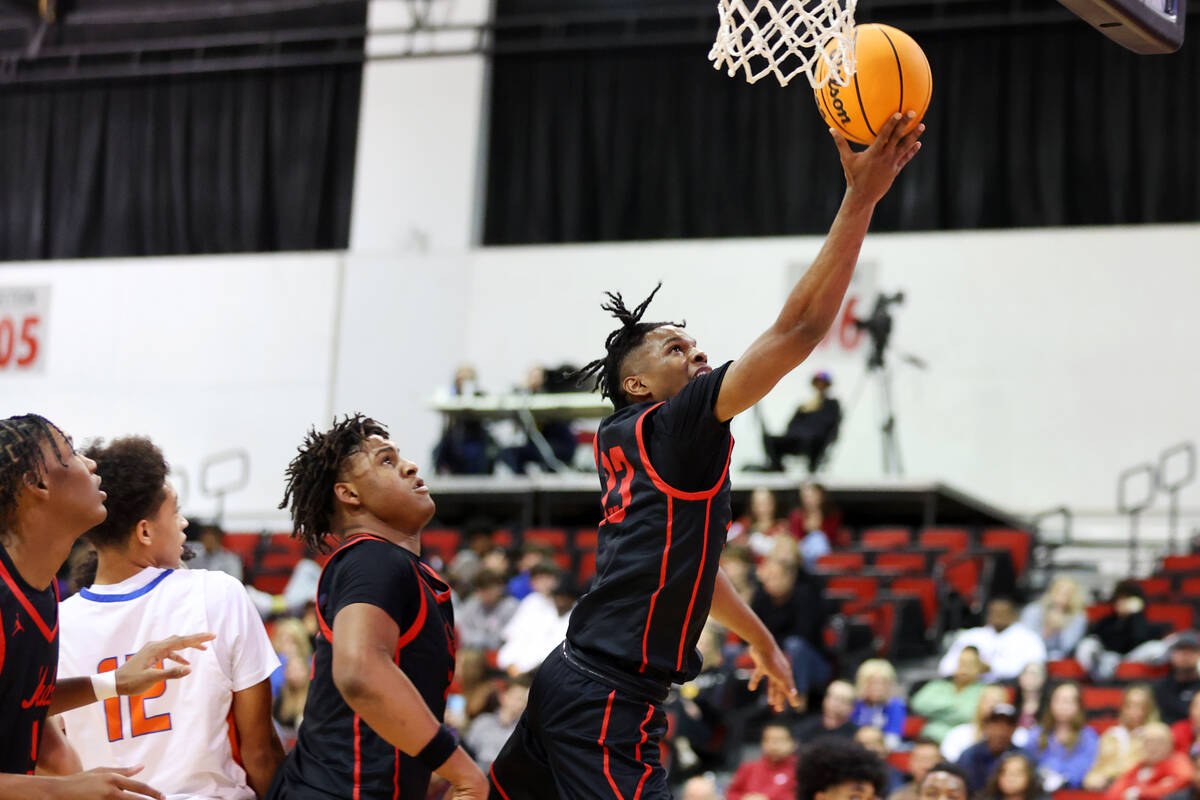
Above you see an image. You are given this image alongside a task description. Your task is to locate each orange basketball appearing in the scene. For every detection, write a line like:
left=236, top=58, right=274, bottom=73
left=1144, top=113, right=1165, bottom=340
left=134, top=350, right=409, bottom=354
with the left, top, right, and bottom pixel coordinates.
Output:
left=813, top=23, right=932, bottom=146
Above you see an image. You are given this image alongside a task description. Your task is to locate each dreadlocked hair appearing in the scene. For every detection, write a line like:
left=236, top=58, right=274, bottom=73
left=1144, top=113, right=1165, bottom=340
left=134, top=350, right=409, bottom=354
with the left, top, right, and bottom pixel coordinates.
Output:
left=280, top=413, right=388, bottom=554
left=0, top=414, right=69, bottom=537
left=573, top=282, right=684, bottom=410
left=82, top=437, right=169, bottom=551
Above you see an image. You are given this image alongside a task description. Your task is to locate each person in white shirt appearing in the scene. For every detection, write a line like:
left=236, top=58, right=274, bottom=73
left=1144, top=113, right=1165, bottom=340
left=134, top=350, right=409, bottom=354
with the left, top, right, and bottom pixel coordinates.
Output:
left=497, top=564, right=577, bottom=675
left=938, top=598, right=1047, bottom=682
left=56, top=437, right=284, bottom=800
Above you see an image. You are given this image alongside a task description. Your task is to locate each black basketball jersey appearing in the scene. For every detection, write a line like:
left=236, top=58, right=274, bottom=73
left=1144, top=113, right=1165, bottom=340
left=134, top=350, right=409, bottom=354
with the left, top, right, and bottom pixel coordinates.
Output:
left=567, top=363, right=733, bottom=684
left=0, top=541, right=60, bottom=774
left=278, top=534, right=456, bottom=800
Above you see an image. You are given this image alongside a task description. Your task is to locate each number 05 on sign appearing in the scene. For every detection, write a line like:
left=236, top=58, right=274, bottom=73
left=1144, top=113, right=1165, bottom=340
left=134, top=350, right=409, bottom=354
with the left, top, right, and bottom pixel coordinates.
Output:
left=0, top=286, right=49, bottom=374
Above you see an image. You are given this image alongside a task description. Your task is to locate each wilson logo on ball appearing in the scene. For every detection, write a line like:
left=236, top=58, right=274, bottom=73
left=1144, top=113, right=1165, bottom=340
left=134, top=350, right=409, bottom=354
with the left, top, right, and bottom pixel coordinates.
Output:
left=827, top=85, right=853, bottom=124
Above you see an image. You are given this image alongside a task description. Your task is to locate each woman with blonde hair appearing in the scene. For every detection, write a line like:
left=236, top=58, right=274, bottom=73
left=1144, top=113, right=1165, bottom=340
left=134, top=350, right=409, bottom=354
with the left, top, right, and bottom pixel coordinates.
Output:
left=1026, top=682, right=1100, bottom=789
left=851, top=658, right=908, bottom=750
left=942, top=685, right=1013, bottom=762
left=1020, top=576, right=1088, bottom=660
left=1084, top=685, right=1160, bottom=790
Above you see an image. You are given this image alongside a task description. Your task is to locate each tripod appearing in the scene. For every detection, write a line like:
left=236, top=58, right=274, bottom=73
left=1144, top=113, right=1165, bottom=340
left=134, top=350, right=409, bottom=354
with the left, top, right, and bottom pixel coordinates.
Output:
left=854, top=292, right=918, bottom=476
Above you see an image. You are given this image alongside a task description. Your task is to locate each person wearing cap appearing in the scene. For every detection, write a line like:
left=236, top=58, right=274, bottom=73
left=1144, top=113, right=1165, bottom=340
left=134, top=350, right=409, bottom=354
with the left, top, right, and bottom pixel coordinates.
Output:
left=1155, top=632, right=1200, bottom=725
left=1106, top=722, right=1194, bottom=800
left=956, top=703, right=1030, bottom=792
left=760, top=371, right=842, bottom=473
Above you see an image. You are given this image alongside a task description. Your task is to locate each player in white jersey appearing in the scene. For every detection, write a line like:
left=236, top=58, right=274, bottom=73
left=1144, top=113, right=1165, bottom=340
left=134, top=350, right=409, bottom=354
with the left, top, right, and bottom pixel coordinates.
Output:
left=56, top=437, right=284, bottom=799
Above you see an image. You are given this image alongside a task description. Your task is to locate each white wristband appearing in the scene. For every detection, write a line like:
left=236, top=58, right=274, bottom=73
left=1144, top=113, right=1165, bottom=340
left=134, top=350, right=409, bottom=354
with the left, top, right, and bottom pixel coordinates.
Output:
left=91, top=671, right=118, bottom=701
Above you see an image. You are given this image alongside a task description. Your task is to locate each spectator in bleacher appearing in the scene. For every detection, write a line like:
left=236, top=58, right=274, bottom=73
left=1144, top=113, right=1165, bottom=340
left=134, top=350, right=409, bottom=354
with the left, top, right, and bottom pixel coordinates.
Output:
left=1011, top=661, right=1050, bottom=746
left=1172, top=691, right=1200, bottom=757
left=1025, top=682, right=1099, bottom=790
left=507, top=542, right=554, bottom=600
left=720, top=544, right=758, bottom=605
left=498, top=566, right=578, bottom=675
left=1085, top=685, right=1160, bottom=791
left=450, top=647, right=499, bottom=723
left=1164, top=753, right=1200, bottom=800
left=668, top=626, right=738, bottom=774
left=447, top=519, right=497, bottom=591
left=788, top=482, right=847, bottom=551
left=496, top=364, right=579, bottom=474
left=464, top=675, right=530, bottom=768
left=433, top=364, right=497, bottom=475
left=852, top=659, right=908, bottom=751
left=751, top=557, right=831, bottom=696
left=1020, top=576, right=1088, bottom=661
left=271, top=617, right=312, bottom=743
left=888, top=739, right=945, bottom=800
left=795, top=680, right=859, bottom=742
left=977, top=753, right=1049, bottom=800
left=682, top=775, right=724, bottom=800
left=457, top=569, right=519, bottom=651
left=911, top=646, right=989, bottom=744
left=855, top=725, right=906, bottom=794
left=943, top=685, right=1013, bottom=762
left=915, top=762, right=970, bottom=800
left=938, top=597, right=1047, bottom=682
left=727, top=488, right=795, bottom=561
left=1106, top=723, right=1195, bottom=800
left=1078, top=581, right=1163, bottom=681
left=957, top=703, right=1028, bottom=792
left=761, top=372, right=842, bottom=474
left=188, top=522, right=244, bottom=581
left=1155, top=633, right=1200, bottom=725
left=795, top=736, right=890, bottom=800
left=726, top=719, right=799, bottom=800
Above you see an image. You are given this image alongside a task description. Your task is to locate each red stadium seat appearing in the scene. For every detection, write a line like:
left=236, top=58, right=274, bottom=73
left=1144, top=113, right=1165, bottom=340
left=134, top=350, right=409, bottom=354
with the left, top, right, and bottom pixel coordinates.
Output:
left=492, top=529, right=515, bottom=548
left=1086, top=604, right=1113, bottom=623
left=919, top=528, right=970, bottom=554
left=982, top=528, right=1033, bottom=576
left=421, top=529, right=462, bottom=563
left=576, top=552, right=597, bottom=582
left=891, top=577, right=938, bottom=631
left=1081, top=687, right=1125, bottom=712
left=903, top=715, right=927, bottom=740
left=938, top=554, right=982, bottom=604
left=1135, top=577, right=1173, bottom=600
left=524, top=528, right=568, bottom=549
left=875, top=553, right=926, bottom=573
left=1047, top=659, right=1088, bottom=680
left=888, top=751, right=910, bottom=773
left=827, top=576, right=880, bottom=604
left=573, top=529, right=599, bottom=551
left=815, top=553, right=866, bottom=572
left=1181, top=577, right=1200, bottom=597
left=861, top=528, right=912, bottom=549
left=1114, top=662, right=1168, bottom=680
left=1146, top=603, right=1194, bottom=633
left=1163, top=555, right=1200, bottom=573
left=1053, top=790, right=1106, bottom=800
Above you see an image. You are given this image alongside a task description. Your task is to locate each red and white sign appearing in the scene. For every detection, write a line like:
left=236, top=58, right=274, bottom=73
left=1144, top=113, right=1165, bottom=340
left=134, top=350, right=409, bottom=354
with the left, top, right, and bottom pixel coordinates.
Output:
left=0, top=285, right=49, bottom=374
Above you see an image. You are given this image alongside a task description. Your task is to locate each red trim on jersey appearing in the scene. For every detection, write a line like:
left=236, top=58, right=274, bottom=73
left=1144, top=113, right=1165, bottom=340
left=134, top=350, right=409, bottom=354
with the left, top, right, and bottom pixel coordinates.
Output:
left=633, top=403, right=732, bottom=501
left=395, top=561, right=429, bottom=652
left=490, top=764, right=513, bottom=800
left=0, top=556, right=56, bottom=643
left=393, top=747, right=401, bottom=800
left=416, top=561, right=452, bottom=604
left=676, top=496, right=713, bottom=672
left=598, top=690, right=625, bottom=800
left=640, top=496, right=673, bottom=673
left=353, top=713, right=363, bottom=800
left=0, top=607, right=6, bottom=676
left=313, top=533, right=390, bottom=643
left=632, top=704, right=655, bottom=800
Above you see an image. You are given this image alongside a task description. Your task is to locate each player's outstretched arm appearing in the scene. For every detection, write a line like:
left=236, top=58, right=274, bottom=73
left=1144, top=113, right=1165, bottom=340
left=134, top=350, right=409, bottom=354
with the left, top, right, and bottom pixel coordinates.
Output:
left=332, top=603, right=489, bottom=800
left=712, top=112, right=925, bottom=423
left=0, top=766, right=163, bottom=800
left=229, top=679, right=285, bottom=797
left=48, top=633, right=216, bottom=716
left=708, top=569, right=802, bottom=712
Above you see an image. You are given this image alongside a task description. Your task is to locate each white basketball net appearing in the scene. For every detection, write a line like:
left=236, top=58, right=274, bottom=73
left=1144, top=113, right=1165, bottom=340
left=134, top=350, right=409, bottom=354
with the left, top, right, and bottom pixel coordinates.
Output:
left=708, top=0, right=858, bottom=88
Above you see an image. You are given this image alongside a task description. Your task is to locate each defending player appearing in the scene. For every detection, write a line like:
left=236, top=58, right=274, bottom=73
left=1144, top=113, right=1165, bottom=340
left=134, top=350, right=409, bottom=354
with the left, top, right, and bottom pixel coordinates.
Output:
left=56, top=436, right=285, bottom=798
left=0, top=414, right=212, bottom=800
left=267, top=415, right=488, bottom=800
left=488, top=113, right=924, bottom=800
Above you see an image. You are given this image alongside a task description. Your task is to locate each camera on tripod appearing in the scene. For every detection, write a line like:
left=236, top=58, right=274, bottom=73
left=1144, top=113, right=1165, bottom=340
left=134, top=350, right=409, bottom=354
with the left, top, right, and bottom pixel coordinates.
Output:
left=854, top=291, right=905, bottom=370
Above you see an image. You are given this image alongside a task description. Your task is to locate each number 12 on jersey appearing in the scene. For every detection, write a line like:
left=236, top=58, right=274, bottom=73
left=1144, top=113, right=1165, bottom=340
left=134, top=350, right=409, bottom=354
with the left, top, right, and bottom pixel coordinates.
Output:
left=97, top=656, right=172, bottom=742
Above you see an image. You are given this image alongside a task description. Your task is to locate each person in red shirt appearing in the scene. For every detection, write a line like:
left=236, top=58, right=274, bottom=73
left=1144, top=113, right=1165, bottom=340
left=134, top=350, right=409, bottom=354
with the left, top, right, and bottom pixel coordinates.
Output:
left=727, top=720, right=798, bottom=800
left=1172, top=693, right=1200, bottom=757
left=1108, top=723, right=1195, bottom=800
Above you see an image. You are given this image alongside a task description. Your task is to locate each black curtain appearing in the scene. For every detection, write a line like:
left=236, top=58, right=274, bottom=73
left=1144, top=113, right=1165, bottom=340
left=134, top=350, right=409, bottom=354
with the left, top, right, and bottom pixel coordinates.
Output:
left=0, top=65, right=362, bottom=259
left=484, top=24, right=1200, bottom=244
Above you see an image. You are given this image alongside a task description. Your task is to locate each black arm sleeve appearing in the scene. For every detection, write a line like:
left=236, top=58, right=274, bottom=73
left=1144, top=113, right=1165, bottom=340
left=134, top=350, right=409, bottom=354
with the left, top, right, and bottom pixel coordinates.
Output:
left=323, top=541, right=418, bottom=628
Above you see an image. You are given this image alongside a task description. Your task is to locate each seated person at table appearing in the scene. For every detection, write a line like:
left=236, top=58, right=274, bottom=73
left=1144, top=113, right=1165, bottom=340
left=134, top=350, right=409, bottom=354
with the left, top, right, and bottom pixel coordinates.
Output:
left=761, top=371, right=841, bottom=473
left=434, top=364, right=496, bottom=474
left=497, top=364, right=579, bottom=474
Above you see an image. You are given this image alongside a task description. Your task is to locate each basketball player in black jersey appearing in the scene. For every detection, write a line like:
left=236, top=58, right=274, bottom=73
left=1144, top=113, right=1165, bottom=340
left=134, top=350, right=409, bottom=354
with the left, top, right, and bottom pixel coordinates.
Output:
left=488, top=112, right=925, bottom=800
left=268, top=414, right=488, bottom=800
left=0, top=414, right=214, bottom=799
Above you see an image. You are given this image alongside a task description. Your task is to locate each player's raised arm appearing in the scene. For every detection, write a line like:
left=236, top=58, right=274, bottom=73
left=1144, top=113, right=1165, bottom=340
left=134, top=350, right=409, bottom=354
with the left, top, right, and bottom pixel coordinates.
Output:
left=713, top=112, right=924, bottom=423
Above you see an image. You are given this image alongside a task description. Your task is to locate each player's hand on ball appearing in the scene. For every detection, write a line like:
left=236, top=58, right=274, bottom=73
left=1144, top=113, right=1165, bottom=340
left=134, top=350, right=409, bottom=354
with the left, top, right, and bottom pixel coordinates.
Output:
left=115, top=632, right=216, bottom=696
left=831, top=111, right=924, bottom=206
left=747, top=640, right=803, bottom=712
left=49, top=765, right=163, bottom=799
